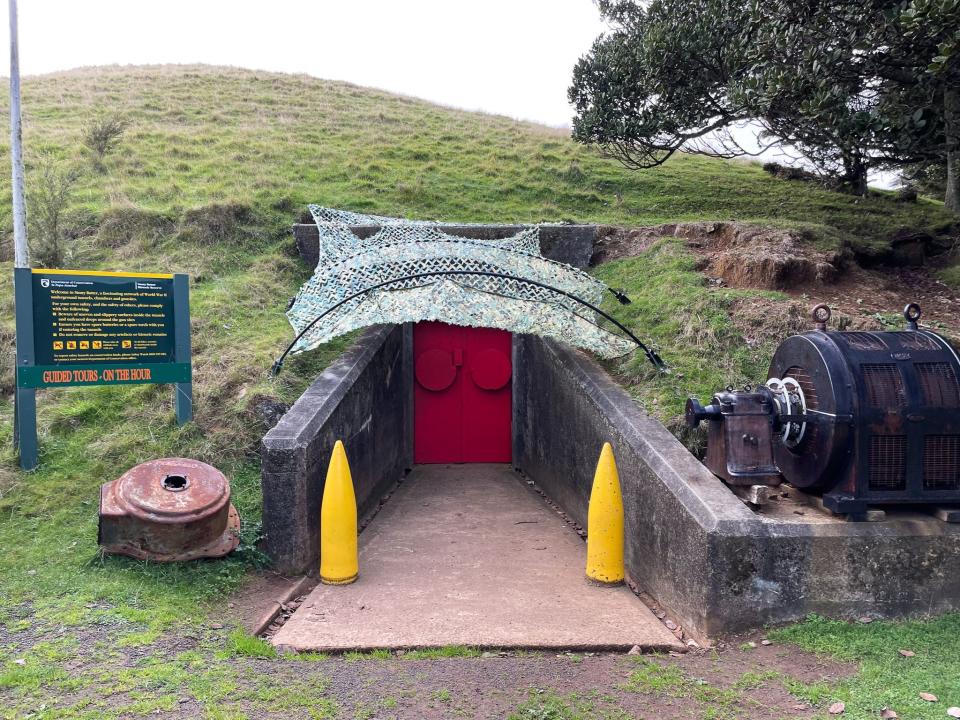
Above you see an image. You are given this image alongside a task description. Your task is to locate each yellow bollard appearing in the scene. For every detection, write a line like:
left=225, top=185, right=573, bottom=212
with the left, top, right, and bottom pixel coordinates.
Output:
left=320, top=440, right=359, bottom=585
left=585, top=442, right=625, bottom=584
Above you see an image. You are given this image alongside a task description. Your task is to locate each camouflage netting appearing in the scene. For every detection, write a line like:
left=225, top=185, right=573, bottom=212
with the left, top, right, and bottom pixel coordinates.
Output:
left=284, top=206, right=636, bottom=359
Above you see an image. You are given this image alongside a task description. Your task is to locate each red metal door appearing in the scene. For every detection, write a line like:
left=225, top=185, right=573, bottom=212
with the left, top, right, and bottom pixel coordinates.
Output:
left=414, top=322, right=512, bottom=463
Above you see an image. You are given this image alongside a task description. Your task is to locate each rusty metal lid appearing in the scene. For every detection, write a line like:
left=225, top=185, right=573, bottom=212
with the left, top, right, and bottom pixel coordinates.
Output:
left=113, top=458, right=231, bottom=524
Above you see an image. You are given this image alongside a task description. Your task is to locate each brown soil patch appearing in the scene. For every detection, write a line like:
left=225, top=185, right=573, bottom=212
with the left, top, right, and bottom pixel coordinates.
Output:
left=594, top=220, right=959, bottom=339
left=812, top=264, right=960, bottom=335
left=290, top=641, right=852, bottom=720
left=729, top=264, right=960, bottom=342
left=594, top=222, right=845, bottom=290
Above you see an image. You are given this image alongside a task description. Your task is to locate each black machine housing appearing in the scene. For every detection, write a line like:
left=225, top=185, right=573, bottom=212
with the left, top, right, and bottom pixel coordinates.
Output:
left=687, top=304, right=960, bottom=514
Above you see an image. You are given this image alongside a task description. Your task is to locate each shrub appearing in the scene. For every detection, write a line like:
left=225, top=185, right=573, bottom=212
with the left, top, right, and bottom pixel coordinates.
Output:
left=82, top=113, right=129, bottom=169
left=27, top=154, right=82, bottom=267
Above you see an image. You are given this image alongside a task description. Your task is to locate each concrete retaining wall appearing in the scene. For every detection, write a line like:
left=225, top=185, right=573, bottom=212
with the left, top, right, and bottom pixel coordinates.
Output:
left=513, top=334, right=960, bottom=637
left=293, top=224, right=597, bottom=269
left=260, top=325, right=411, bottom=575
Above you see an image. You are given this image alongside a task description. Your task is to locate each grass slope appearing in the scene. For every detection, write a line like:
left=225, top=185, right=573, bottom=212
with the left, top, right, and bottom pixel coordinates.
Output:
left=0, top=65, right=957, bottom=717
left=1, top=65, right=954, bottom=247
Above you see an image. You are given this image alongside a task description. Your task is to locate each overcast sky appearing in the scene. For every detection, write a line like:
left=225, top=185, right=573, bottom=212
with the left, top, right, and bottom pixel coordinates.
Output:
left=0, top=1, right=897, bottom=187
left=0, top=0, right=608, bottom=127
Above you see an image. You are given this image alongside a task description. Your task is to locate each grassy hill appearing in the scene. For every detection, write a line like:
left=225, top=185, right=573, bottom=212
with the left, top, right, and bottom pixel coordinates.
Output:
left=3, top=65, right=957, bottom=242
left=0, top=65, right=958, bottom=717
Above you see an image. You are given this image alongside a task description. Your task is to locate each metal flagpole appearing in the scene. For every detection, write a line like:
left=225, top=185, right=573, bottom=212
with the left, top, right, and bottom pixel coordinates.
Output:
left=9, top=0, right=27, bottom=268
left=10, top=0, right=37, bottom=469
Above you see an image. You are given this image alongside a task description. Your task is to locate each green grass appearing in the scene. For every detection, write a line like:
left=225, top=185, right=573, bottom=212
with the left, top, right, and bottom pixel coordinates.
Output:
left=622, top=657, right=688, bottom=695
left=430, top=688, right=452, bottom=702
left=0, top=63, right=937, bottom=647
left=592, top=238, right=800, bottom=441
left=622, top=658, right=748, bottom=717
left=771, top=614, right=960, bottom=719
left=401, top=645, right=482, bottom=660
left=509, top=689, right=629, bottom=720
left=0, top=64, right=956, bottom=717
left=940, top=262, right=960, bottom=291
left=221, top=629, right=278, bottom=659
left=343, top=649, right=393, bottom=662
left=0, top=65, right=954, bottom=255
left=0, top=641, right=343, bottom=719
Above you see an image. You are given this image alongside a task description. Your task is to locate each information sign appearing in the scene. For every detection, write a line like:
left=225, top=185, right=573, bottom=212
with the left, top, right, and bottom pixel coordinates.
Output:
left=13, top=268, right=192, bottom=469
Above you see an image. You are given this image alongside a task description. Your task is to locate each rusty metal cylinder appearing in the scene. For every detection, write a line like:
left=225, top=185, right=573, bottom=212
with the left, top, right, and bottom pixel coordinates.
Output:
left=99, top=457, right=240, bottom=561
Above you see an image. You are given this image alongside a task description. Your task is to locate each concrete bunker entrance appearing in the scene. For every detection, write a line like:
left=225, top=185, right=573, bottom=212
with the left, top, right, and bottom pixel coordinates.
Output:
left=261, top=320, right=681, bottom=651
left=260, top=221, right=960, bottom=646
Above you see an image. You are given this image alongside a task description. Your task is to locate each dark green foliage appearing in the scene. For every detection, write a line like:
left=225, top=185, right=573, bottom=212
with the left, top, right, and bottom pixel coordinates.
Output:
left=570, top=0, right=960, bottom=207
left=904, top=159, right=949, bottom=199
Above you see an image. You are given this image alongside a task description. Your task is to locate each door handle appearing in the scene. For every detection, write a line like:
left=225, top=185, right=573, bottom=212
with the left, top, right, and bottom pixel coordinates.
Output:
left=453, top=349, right=463, bottom=367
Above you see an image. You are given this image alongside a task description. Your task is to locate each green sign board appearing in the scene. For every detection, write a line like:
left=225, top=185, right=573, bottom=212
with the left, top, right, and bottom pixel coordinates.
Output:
left=13, top=268, right=193, bottom=469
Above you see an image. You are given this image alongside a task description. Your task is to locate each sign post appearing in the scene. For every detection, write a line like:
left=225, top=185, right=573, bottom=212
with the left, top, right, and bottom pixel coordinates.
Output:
left=13, top=269, right=193, bottom=469
left=172, top=273, right=193, bottom=425
left=13, top=267, right=37, bottom=469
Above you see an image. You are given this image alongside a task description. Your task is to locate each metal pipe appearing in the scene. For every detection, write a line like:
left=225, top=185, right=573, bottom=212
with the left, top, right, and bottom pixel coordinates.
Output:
left=271, top=270, right=667, bottom=376
left=9, top=0, right=28, bottom=268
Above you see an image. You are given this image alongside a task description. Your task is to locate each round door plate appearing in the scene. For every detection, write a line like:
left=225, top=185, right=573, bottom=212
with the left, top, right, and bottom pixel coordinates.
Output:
left=415, top=349, right=457, bottom=391
left=470, top=348, right=511, bottom=390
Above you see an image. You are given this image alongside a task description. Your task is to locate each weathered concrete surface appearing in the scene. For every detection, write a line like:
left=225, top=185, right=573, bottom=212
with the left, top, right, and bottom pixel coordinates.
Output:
left=261, top=325, right=411, bottom=575
left=292, top=224, right=597, bottom=269
left=513, top=334, right=960, bottom=638
left=272, top=464, right=681, bottom=652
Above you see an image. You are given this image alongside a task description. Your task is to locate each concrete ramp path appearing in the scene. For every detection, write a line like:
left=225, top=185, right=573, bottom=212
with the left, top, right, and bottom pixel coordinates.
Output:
left=272, top=464, right=682, bottom=652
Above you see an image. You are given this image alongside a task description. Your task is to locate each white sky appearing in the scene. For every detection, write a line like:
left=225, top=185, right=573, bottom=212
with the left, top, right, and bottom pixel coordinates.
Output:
left=0, top=1, right=896, bottom=187
left=0, top=0, right=608, bottom=127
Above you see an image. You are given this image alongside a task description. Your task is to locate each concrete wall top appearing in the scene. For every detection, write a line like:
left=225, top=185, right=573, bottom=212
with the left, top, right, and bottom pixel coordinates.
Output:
left=537, top=336, right=960, bottom=543
left=292, top=223, right=597, bottom=269
left=260, top=324, right=410, bottom=575
left=263, top=325, right=395, bottom=451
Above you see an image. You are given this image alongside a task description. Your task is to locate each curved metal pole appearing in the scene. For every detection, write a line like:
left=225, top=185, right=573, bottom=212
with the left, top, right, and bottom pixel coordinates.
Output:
left=271, top=270, right=667, bottom=376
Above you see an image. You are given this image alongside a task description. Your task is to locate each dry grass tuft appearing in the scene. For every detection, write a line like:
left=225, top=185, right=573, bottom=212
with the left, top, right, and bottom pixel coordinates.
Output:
left=178, top=202, right=254, bottom=245
left=97, top=205, right=175, bottom=248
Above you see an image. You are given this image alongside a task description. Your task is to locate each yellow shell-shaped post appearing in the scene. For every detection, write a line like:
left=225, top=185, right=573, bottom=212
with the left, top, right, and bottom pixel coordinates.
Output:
left=320, top=440, right=359, bottom=585
left=585, top=442, right=625, bottom=584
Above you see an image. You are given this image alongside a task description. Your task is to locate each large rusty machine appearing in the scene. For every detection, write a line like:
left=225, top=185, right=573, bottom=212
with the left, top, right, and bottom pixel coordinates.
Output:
left=686, top=304, right=960, bottom=515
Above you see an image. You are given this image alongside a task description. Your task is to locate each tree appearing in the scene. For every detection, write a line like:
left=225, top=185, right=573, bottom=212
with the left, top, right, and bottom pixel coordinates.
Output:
left=570, top=0, right=960, bottom=209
